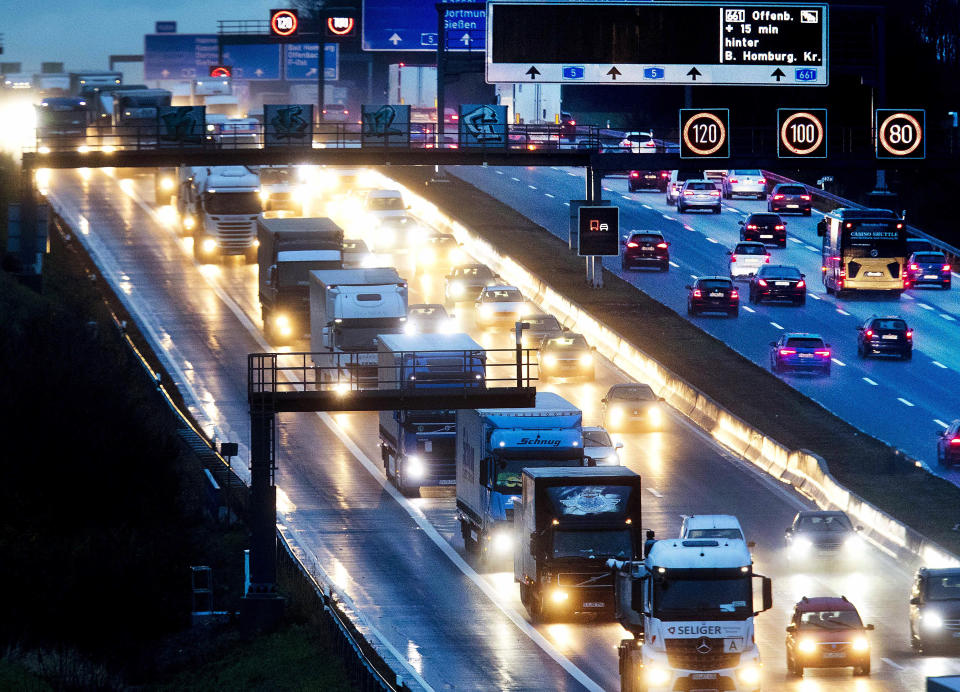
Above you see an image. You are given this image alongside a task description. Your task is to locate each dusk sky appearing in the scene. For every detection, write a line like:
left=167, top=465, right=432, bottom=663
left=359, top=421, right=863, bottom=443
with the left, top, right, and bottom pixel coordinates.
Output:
left=2, top=0, right=278, bottom=73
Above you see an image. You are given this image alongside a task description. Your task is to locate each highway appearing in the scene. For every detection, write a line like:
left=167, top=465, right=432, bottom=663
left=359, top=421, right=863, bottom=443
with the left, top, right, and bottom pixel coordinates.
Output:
left=45, top=166, right=960, bottom=691
left=450, top=165, right=960, bottom=482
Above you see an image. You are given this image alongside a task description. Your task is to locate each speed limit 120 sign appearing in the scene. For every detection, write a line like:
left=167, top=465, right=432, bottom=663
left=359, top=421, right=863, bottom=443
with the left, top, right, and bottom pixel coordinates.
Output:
left=679, top=109, right=730, bottom=159
left=876, top=109, right=925, bottom=160
left=778, top=108, right=827, bottom=158
left=270, top=8, right=299, bottom=37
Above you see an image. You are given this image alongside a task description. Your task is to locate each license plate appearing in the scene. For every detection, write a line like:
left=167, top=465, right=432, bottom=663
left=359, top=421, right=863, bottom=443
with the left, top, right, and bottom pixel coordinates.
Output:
left=866, top=271, right=882, bottom=277
left=952, top=631, right=960, bottom=638
left=642, top=246, right=654, bottom=251
left=761, top=234, right=773, bottom=238
left=787, top=203, right=799, bottom=208
left=799, top=353, right=813, bottom=358
left=709, top=292, right=724, bottom=297
left=925, top=274, right=938, bottom=279
left=438, top=479, right=456, bottom=485
left=775, top=281, right=790, bottom=286
left=644, top=175, right=657, bottom=179
left=583, top=602, right=605, bottom=608
left=823, top=652, right=847, bottom=658
left=882, top=334, right=898, bottom=340
left=691, top=673, right=718, bottom=680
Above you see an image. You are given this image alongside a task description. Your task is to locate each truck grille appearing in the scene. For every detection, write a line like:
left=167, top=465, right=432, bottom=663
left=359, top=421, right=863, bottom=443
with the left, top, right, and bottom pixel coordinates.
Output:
left=213, top=218, right=255, bottom=252
left=944, top=619, right=960, bottom=632
left=665, top=638, right=741, bottom=671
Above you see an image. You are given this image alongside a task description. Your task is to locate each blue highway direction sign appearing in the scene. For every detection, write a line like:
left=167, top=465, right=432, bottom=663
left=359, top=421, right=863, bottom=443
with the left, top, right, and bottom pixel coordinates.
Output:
left=363, top=0, right=486, bottom=51
left=221, top=44, right=282, bottom=81
left=285, top=44, right=339, bottom=81
left=144, top=34, right=218, bottom=80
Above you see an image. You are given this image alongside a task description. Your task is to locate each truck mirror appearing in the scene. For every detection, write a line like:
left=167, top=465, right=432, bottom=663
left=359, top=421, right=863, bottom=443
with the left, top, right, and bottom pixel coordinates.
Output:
left=738, top=220, right=744, bottom=225
left=816, top=219, right=827, bottom=237
left=747, top=541, right=756, bottom=548
left=479, top=458, right=489, bottom=487
left=865, top=623, right=875, bottom=631
left=268, top=264, right=278, bottom=284
left=615, top=441, right=624, bottom=450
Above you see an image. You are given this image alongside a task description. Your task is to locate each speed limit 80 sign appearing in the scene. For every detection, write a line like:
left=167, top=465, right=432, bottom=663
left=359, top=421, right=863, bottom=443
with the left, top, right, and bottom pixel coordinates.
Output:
left=876, top=109, right=925, bottom=159
left=679, top=109, right=730, bottom=159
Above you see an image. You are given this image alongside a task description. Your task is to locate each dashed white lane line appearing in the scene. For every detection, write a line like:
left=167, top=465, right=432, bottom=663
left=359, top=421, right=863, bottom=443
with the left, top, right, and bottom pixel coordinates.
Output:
left=789, top=237, right=804, bottom=244
left=807, top=293, right=821, bottom=300
left=770, top=321, right=784, bottom=329
left=836, top=308, right=849, bottom=315
left=933, top=361, right=948, bottom=369
left=863, top=377, right=878, bottom=386
left=901, top=293, right=914, bottom=300
left=919, top=303, right=935, bottom=311
left=942, top=314, right=956, bottom=321
left=831, top=358, right=846, bottom=366
left=683, top=224, right=695, bottom=231
left=510, top=176, right=520, bottom=181
left=621, top=194, right=632, bottom=200
left=882, top=658, right=905, bottom=671
left=495, top=170, right=504, bottom=175
left=641, top=204, right=653, bottom=210
left=706, top=237, right=719, bottom=244
left=563, top=202, right=570, bottom=206
left=897, top=397, right=915, bottom=407
left=662, top=214, right=676, bottom=221
left=566, top=171, right=579, bottom=177
left=528, top=184, right=537, bottom=190
left=742, top=305, right=756, bottom=313
left=544, top=193, right=555, bottom=198
left=935, top=419, right=949, bottom=428
left=647, top=487, right=664, bottom=498
left=726, top=207, right=742, bottom=213
left=805, top=246, right=819, bottom=252
left=690, top=274, right=699, bottom=280
left=603, top=186, right=613, bottom=192
left=668, top=260, right=680, bottom=268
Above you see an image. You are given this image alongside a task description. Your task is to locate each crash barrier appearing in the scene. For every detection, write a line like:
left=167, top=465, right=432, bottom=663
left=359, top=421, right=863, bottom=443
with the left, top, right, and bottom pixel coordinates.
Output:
left=49, top=207, right=411, bottom=692
left=391, top=174, right=960, bottom=570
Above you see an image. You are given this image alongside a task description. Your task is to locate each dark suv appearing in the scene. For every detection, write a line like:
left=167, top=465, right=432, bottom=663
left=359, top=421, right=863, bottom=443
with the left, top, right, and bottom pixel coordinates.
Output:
left=770, top=333, right=831, bottom=375
left=768, top=183, right=812, bottom=215
left=905, top=252, right=952, bottom=289
left=622, top=231, right=670, bottom=271
left=739, top=212, right=787, bottom=247
left=856, top=316, right=912, bottom=359
left=686, top=276, right=739, bottom=317
left=937, top=419, right=960, bottom=468
left=910, top=567, right=960, bottom=653
left=628, top=169, right=669, bottom=192
left=749, top=265, right=806, bottom=305
left=785, top=510, right=863, bottom=565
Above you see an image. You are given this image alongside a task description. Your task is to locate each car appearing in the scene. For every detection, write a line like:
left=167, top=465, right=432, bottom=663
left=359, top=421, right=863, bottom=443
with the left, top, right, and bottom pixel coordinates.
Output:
left=906, top=237, right=936, bottom=256
left=539, top=332, right=595, bottom=381
left=665, top=169, right=704, bottom=205
left=601, top=383, right=665, bottom=432
left=444, top=263, right=498, bottom=305
left=768, top=183, right=812, bottom=215
left=936, top=419, right=960, bottom=468
left=475, top=285, right=529, bottom=326
left=703, top=169, right=731, bottom=197
left=728, top=241, right=771, bottom=280
left=628, top=169, right=669, bottom=192
left=749, top=265, right=806, bottom=305
left=521, top=312, right=564, bottom=348
left=905, top=251, right=952, bottom=289
left=784, top=510, right=864, bottom=563
left=677, top=179, right=722, bottom=213
left=686, top=276, right=739, bottom=317
left=582, top=426, right=623, bottom=466
left=679, top=515, right=746, bottom=542
left=770, top=333, right=832, bottom=376
left=786, top=596, right=873, bottom=677
left=726, top=169, right=767, bottom=199
left=405, top=304, right=456, bottom=334
left=739, top=212, right=787, bottom=247
left=909, top=566, right=960, bottom=653
left=622, top=230, right=670, bottom=271
left=559, top=112, right=577, bottom=139
left=341, top=238, right=374, bottom=268
left=320, top=103, right=350, bottom=122
left=415, top=233, right=465, bottom=270
left=856, top=316, right=912, bottom=359
left=617, top=130, right=656, bottom=153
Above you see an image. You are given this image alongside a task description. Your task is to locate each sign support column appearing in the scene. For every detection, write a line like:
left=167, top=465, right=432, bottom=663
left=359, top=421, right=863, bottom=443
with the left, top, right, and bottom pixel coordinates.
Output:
left=585, top=167, right=605, bottom=289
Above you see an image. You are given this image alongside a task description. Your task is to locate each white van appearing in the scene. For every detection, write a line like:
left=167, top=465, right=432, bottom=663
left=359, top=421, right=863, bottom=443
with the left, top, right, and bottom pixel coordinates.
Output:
left=679, top=514, right=751, bottom=544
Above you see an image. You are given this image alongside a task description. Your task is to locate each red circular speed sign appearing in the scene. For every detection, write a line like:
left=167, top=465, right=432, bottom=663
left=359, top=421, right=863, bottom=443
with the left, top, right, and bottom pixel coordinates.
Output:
left=780, top=111, right=825, bottom=156
left=878, top=112, right=923, bottom=157
left=270, top=9, right=298, bottom=37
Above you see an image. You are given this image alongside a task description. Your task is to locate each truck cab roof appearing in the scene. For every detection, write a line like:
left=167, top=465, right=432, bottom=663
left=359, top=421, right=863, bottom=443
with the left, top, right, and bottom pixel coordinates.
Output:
left=377, top=332, right=482, bottom=352
left=310, top=267, right=404, bottom=287
left=646, top=538, right=752, bottom=569
left=476, top=390, right=578, bottom=416
left=679, top=514, right=745, bottom=541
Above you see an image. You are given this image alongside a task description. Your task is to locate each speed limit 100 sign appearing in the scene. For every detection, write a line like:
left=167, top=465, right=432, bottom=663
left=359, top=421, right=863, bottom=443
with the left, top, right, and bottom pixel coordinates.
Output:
left=876, top=109, right=925, bottom=159
left=679, top=109, right=730, bottom=159
left=778, top=109, right=827, bottom=158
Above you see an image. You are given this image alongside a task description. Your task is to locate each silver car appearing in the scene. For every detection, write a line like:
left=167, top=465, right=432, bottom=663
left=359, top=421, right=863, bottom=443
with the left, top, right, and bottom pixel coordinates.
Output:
left=727, top=169, right=767, bottom=199
left=677, top=179, right=722, bottom=214
left=582, top=426, right=623, bottom=466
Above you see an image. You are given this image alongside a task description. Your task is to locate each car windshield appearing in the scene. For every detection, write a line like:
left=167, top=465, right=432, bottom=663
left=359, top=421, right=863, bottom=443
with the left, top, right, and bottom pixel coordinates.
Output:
left=259, top=168, right=292, bottom=185
left=796, top=514, right=851, bottom=531
left=625, top=133, right=652, bottom=142
left=735, top=244, right=766, bottom=255
left=455, top=266, right=491, bottom=279
left=732, top=169, right=761, bottom=176
left=760, top=266, right=801, bottom=279
left=778, top=185, right=806, bottom=195
left=545, top=335, right=589, bottom=350
left=529, top=315, right=561, bottom=331
left=872, top=319, right=906, bottom=331
left=609, top=384, right=656, bottom=401
left=913, top=253, right=946, bottom=263
left=799, top=609, right=862, bottom=629
left=583, top=429, right=613, bottom=446
left=698, top=280, right=731, bottom=291
left=927, top=574, right=960, bottom=600
left=204, top=191, right=261, bottom=215
left=552, top=529, right=632, bottom=559
left=686, top=182, right=716, bottom=191
left=631, top=234, right=662, bottom=243
left=749, top=214, right=780, bottom=224
left=686, top=528, right=744, bottom=540
left=483, top=289, right=523, bottom=302
left=410, top=305, right=446, bottom=317
left=368, top=196, right=404, bottom=211
left=653, top=575, right=752, bottom=619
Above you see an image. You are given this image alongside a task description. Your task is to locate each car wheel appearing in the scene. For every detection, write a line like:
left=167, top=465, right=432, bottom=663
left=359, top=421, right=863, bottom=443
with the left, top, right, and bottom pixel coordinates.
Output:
left=687, top=302, right=695, bottom=316
left=677, top=204, right=686, bottom=213
left=771, top=357, right=780, bottom=373
left=944, top=283, right=952, bottom=290
left=854, top=662, right=870, bottom=676
left=779, top=241, right=787, bottom=249
left=937, top=446, right=945, bottom=467
left=824, top=364, right=832, bottom=376
left=857, top=342, right=866, bottom=358
left=713, top=206, right=722, bottom=214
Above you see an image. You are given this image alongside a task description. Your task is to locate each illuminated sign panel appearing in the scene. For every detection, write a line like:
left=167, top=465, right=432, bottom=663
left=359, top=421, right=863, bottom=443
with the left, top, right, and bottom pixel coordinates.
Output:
left=778, top=108, right=827, bottom=158
left=270, top=9, right=299, bottom=37
left=680, top=109, right=730, bottom=159
left=875, top=109, right=925, bottom=160
left=578, top=206, right=620, bottom=257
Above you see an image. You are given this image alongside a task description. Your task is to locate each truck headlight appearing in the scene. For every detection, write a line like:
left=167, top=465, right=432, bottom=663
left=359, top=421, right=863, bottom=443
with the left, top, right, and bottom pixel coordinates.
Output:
left=852, top=636, right=869, bottom=652
left=736, top=664, right=761, bottom=685
left=544, top=354, right=558, bottom=367
left=550, top=588, right=568, bottom=604
left=420, top=248, right=436, bottom=265
left=404, top=321, right=418, bottom=335
left=579, top=353, right=593, bottom=366
left=609, top=406, right=624, bottom=423
left=183, top=215, right=196, bottom=230
left=844, top=535, right=865, bottom=554
left=259, top=190, right=270, bottom=203
left=492, top=531, right=513, bottom=554
left=647, top=404, right=662, bottom=425
left=798, top=637, right=817, bottom=653
left=922, top=611, right=943, bottom=630
left=201, top=238, right=217, bottom=253
left=274, top=314, right=292, bottom=337
left=160, top=176, right=175, bottom=191
left=479, top=304, right=493, bottom=319
left=450, top=281, right=465, bottom=297
left=643, top=665, right=670, bottom=686
left=405, top=455, right=425, bottom=479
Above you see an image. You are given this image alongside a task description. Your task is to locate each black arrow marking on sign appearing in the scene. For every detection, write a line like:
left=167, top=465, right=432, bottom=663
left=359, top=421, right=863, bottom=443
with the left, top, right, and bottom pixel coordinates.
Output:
left=687, top=67, right=701, bottom=81
left=771, top=68, right=786, bottom=82
left=607, top=66, right=622, bottom=81
left=526, top=66, right=540, bottom=80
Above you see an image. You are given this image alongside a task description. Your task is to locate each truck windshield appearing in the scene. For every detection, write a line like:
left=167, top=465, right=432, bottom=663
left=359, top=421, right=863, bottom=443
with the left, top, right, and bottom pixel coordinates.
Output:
left=204, top=191, right=261, bottom=215
left=493, top=458, right=581, bottom=495
left=552, top=529, right=632, bottom=560
left=260, top=168, right=292, bottom=185
left=279, top=261, right=339, bottom=287
left=652, top=575, right=752, bottom=620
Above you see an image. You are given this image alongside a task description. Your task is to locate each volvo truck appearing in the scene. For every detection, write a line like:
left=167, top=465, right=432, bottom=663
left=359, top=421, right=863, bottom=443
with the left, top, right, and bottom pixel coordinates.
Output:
left=611, top=538, right=772, bottom=692
left=179, top=166, right=261, bottom=262
left=456, top=391, right=585, bottom=557
left=377, top=332, right=486, bottom=496
left=515, top=467, right=642, bottom=621
left=257, top=216, right=345, bottom=344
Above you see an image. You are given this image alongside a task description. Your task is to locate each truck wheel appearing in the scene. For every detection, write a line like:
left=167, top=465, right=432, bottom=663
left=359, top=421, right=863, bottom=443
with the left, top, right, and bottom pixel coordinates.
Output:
left=461, top=520, right=480, bottom=554
left=244, top=246, right=258, bottom=264
left=854, top=662, right=870, bottom=676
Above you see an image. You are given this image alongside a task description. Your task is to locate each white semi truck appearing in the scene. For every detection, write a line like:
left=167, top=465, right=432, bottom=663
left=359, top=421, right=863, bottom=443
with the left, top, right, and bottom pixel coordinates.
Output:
left=612, top=538, right=772, bottom=692
left=309, top=268, right=408, bottom=384
left=178, top=166, right=261, bottom=263
left=456, top=391, right=585, bottom=557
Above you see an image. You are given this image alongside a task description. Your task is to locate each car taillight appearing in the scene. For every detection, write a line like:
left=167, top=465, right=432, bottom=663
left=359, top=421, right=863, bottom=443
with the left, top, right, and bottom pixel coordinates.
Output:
left=758, top=178, right=766, bottom=184
left=757, top=279, right=768, bottom=287
left=730, top=256, right=736, bottom=262
left=765, top=255, right=771, bottom=262
left=630, top=171, right=639, bottom=178
left=797, top=280, right=805, bottom=288
left=656, top=242, right=668, bottom=249
left=661, top=171, right=670, bottom=178
left=801, top=194, right=811, bottom=201
left=865, top=329, right=873, bottom=337
left=746, top=224, right=757, bottom=230
left=906, top=330, right=913, bottom=339
left=815, top=349, right=831, bottom=357
left=951, top=438, right=960, bottom=446
left=527, top=144, right=536, bottom=150
left=943, top=264, right=952, bottom=272
left=646, top=140, right=655, bottom=147
left=775, top=224, right=785, bottom=230
left=909, top=263, right=918, bottom=270
left=693, top=289, right=702, bottom=297
left=710, top=190, right=720, bottom=196
left=779, top=348, right=796, bottom=355
left=730, top=179, right=739, bottom=183
left=626, top=241, right=639, bottom=248
left=730, top=289, right=739, bottom=299
left=322, top=109, right=327, bottom=114
left=684, top=190, right=695, bottom=196
left=568, top=119, right=575, bottom=126
left=773, top=194, right=784, bottom=200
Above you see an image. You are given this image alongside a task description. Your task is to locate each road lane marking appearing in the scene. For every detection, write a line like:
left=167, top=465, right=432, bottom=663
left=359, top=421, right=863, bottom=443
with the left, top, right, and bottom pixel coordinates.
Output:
left=726, top=207, right=742, bottom=213
left=770, top=322, right=784, bottom=329
left=807, top=293, right=821, bottom=300
left=662, top=214, right=676, bottom=221
left=742, top=305, right=755, bottom=313
left=933, top=361, right=948, bottom=369
left=836, top=308, right=849, bottom=315
left=527, top=184, right=537, bottom=190
left=567, top=171, right=579, bottom=177
left=647, top=487, right=664, bottom=498
left=831, top=358, right=846, bottom=366
left=510, top=176, right=520, bottom=181
left=563, top=202, right=570, bottom=206
left=621, top=194, right=632, bottom=200
left=805, top=246, right=818, bottom=252
left=881, top=658, right=905, bottom=671
left=897, top=397, right=915, bottom=407
left=668, top=261, right=679, bottom=268
left=789, top=237, right=804, bottom=244
left=642, top=204, right=653, bottom=210
left=495, top=170, right=503, bottom=175
left=863, top=377, right=878, bottom=385
left=690, top=274, right=699, bottom=280
left=935, top=419, right=949, bottom=428
left=919, top=303, right=935, bottom=310
left=683, top=224, right=695, bottom=231
left=901, top=293, right=914, bottom=300
left=942, top=314, right=956, bottom=321
left=706, top=237, right=719, bottom=244
left=544, top=193, right=555, bottom=198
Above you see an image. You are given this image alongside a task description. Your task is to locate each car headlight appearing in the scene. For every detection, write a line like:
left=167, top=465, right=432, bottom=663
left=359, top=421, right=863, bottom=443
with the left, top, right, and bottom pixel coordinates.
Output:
left=183, top=215, right=196, bottom=230
left=644, top=665, right=670, bottom=686
left=378, top=227, right=396, bottom=248
left=579, top=354, right=593, bottom=366
left=605, top=453, right=620, bottom=465
left=404, top=321, right=418, bottom=335
left=294, top=185, right=310, bottom=203
left=479, top=304, right=493, bottom=318
left=544, top=354, right=558, bottom=367
left=852, top=636, right=869, bottom=652
left=405, top=455, right=425, bottom=479
left=798, top=637, right=818, bottom=654
left=274, top=314, right=292, bottom=336
left=160, top=177, right=175, bottom=191
left=791, top=536, right=813, bottom=554
left=844, top=535, right=865, bottom=553
left=259, top=190, right=270, bottom=203
left=736, top=664, right=761, bottom=685
left=647, top=404, right=662, bottom=425
left=450, top=281, right=465, bottom=297
left=609, top=405, right=624, bottom=422
left=492, top=531, right=513, bottom=554
left=550, top=588, right=569, bottom=604
left=922, top=611, right=944, bottom=630
left=201, top=238, right=217, bottom=253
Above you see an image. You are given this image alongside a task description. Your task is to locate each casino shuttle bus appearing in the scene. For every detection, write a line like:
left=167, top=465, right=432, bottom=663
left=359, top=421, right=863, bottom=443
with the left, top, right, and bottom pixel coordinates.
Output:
left=611, top=538, right=772, bottom=692
left=817, top=208, right=907, bottom=297
left=456, top=391, right=585, bottom=557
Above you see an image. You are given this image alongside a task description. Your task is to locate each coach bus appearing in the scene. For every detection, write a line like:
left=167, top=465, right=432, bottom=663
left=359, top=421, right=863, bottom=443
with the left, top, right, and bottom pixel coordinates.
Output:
left=818, top=208, right=907, bottom=297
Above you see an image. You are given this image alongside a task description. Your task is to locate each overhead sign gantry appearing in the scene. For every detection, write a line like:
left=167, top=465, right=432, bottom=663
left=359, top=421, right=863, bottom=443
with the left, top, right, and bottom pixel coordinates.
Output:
left=485, top=2, right=828, bottom=86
